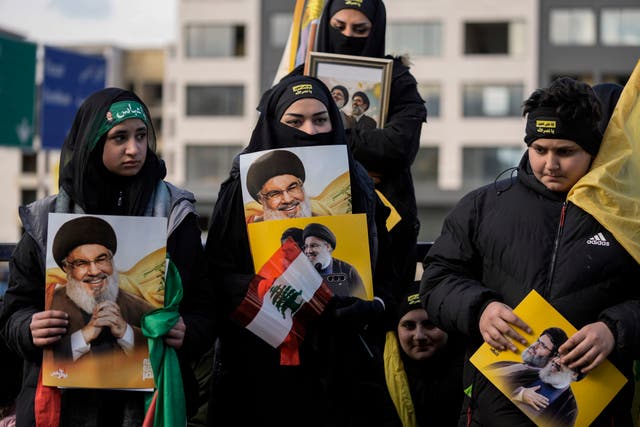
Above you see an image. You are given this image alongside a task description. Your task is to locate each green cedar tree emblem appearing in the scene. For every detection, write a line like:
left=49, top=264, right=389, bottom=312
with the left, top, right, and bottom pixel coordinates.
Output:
left=270, top=283, right=303, bottom=318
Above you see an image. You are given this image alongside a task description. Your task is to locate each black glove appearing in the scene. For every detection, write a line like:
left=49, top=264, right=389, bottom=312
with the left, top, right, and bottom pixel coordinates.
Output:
left=330, top=296, right=385, bottom=331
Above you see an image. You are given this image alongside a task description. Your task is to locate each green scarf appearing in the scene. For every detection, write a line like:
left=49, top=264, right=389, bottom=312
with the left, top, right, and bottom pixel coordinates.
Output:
left=141, top=258, right=186, bottom=427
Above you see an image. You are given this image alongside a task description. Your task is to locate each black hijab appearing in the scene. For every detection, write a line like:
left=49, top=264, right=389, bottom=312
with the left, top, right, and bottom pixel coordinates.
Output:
left=315, top=0, right=386, bottom=58
left=58, top=87, right=166, bottom=215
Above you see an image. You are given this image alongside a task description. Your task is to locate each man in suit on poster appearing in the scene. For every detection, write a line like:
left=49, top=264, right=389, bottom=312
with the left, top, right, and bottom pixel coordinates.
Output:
left=302, top=223, right=367, bottom=299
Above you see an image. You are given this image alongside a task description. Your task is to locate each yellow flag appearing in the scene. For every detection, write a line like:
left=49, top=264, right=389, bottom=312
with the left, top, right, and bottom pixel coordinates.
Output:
left=273, top=0, right=325, bottom=84
left=567, top=59, right=640, bottom=263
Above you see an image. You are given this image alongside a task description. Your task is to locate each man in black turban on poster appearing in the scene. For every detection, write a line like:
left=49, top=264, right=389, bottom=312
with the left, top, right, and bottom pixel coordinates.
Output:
left=302, top=223, right=367, bottom=299
left=50, top=216, right=153, bottom=362
left=351, top=91, right=377, bottom=131
left=245, top=149, right=313, bottom=222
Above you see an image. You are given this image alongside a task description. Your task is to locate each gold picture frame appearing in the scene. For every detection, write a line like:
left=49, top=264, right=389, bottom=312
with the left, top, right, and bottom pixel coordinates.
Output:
left=306, top=52, right=393, bottom=128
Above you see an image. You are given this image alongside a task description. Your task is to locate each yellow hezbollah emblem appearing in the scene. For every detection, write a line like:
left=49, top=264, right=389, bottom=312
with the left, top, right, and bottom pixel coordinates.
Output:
left=292, top=84, right=313, bottom=96
left=345, top=0, right=363, bottom=7
left=407, top=293, right=420, bottom=305
left=536, top=119, right=556, bottom=135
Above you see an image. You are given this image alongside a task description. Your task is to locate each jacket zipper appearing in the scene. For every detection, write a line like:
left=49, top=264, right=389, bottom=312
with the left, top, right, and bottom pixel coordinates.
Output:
left=544, top=201, right=567, bottom=298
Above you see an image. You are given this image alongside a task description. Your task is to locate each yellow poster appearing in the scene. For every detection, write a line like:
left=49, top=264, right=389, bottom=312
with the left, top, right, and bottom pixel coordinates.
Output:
left=42, top=213, right=167, bottom=390
left=248, top=213, right=373, bottom=300
left=470, top=290, right=626, bottom=427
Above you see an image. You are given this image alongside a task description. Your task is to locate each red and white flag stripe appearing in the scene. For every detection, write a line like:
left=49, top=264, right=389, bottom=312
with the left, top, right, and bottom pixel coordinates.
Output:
left=232, top=238, right=333, bottom=364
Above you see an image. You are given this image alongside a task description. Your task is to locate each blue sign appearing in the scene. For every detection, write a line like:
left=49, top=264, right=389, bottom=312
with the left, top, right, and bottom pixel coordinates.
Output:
left=41, top=46, right=106, bottom=149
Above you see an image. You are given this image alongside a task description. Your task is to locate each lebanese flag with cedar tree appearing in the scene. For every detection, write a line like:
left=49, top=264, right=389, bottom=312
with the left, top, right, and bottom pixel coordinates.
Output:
left=231, top=237, right=333, bottom=365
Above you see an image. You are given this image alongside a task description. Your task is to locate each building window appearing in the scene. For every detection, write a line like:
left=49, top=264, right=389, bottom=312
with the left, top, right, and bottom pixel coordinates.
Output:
left=185, top=24, right=245, bottom=58
left=464, top=21, right=526, bottom=55
left=418, top=83, right=440, bottom=118
left=270, top=13, right=293, bottom=48
left=417, top=205, right=453, bottom=243
left=462, top=147, right=523, bottom=188
left=386, top=22, right=442, bottom=56
left=186, top=145, right=240, bottom=185
left=465, top=22, right=508, bottom=54
left=463, top=84, right=523, bottom=117
left=186, top=85, right=244, bottom=116
left=141, top=83, right=163, bottom=106
left=21, top=189, right=37, bottom=205
left=412, top=147, right=438, bottom=183
left=549, top=9, right=596, bottom=46
left=601, top=9, right=640, bottom=46
left=21, top=152, right=37, bottom=173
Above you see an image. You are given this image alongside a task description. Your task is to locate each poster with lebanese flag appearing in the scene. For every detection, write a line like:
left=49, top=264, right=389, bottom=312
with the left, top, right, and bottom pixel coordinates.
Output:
left=231, top=237, right=333, bottom=365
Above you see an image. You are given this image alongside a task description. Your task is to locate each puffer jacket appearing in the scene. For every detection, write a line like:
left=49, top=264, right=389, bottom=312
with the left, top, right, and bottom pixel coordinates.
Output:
left=420, top=152, right=640, bottom=427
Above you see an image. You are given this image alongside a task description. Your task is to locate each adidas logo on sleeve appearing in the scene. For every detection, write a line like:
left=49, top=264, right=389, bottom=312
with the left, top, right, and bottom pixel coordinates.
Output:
left=586, top=232, right=610, bottom=246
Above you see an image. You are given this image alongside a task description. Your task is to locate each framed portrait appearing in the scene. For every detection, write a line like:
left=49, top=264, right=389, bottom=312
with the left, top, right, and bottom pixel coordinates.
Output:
left=306, top=52, right=393, bottom=129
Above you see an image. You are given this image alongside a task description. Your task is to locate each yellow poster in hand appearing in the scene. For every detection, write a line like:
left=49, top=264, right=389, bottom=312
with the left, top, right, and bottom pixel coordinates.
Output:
left=471, top=290, right=626, bottom=427
left=248, top=213, right=373, bottom=300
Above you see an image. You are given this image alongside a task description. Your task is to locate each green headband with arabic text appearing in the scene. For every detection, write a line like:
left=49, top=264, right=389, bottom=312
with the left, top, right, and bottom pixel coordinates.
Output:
left=90, top=101, right=150, bottom=151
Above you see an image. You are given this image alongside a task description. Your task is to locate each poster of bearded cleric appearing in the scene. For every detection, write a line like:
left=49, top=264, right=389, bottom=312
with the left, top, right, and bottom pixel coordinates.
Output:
left=42, top=213, right=168, bottom=389
left=470, top=291, right=626, bottom=427
left=239, top=145, right=352, bottom=223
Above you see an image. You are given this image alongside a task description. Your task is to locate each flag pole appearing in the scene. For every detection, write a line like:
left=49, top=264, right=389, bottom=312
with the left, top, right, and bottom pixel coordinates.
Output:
left=303, top=22, right=318, bottom=75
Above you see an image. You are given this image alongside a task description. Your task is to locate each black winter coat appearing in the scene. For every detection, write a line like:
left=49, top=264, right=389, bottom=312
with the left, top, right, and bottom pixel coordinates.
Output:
left=421, top=152, right=640, bottom=427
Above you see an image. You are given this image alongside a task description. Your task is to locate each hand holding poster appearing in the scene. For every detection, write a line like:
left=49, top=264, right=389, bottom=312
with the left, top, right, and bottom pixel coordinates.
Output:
left=43, top=213, right=167, bottom=390
left=471, top=291, right=626, bottom=427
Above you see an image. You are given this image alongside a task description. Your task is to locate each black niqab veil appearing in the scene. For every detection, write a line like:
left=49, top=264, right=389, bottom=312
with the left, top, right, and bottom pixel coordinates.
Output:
left=58, top=87, right=166, bottom=215
left=315, top=0, right=386, bottom=58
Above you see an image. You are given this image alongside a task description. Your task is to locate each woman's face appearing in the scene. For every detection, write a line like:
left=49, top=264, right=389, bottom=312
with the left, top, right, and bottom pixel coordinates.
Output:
left=330, top=9, right=372, bottom=38
left=102, top=118, right=148, bottom=176
left=397, top=308, right=448, bottom=361
left=528, top=138, right=592, bottom=193
left=280, top=98, right=332, bottom=135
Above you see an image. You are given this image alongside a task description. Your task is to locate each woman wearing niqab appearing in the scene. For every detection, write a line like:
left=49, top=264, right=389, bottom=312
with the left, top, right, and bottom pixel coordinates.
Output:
left=204, top=74, right=399, bottom=426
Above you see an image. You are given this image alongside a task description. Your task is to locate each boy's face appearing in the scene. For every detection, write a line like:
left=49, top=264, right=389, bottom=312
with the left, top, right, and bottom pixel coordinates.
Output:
left=528, top=138, right=592, bottom=193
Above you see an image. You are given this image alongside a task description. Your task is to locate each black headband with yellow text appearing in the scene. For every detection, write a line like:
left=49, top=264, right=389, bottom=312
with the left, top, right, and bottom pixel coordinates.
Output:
left=524, top=107, right=601, bottom=155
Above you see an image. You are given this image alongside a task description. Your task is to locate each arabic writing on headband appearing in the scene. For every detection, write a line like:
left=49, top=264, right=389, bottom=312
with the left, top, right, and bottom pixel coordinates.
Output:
left=115, top=103, right=145, bottom=120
